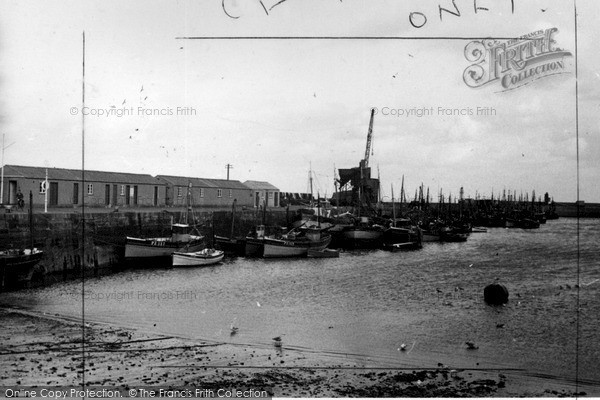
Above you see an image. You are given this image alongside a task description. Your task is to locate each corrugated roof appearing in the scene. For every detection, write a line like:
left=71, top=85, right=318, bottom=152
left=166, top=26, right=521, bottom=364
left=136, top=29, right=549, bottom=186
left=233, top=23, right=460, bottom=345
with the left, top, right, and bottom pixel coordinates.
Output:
left=2, top=165, right=161, bottom=185
left=156, top=175, right=249, bottom=190
left=243, top=180, right=280, bottom=191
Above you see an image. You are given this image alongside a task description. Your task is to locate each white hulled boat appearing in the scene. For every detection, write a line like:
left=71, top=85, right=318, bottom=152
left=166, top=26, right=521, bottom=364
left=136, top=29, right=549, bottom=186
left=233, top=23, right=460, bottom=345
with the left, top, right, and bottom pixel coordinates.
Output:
left=172, top=248, right=224, bottom=267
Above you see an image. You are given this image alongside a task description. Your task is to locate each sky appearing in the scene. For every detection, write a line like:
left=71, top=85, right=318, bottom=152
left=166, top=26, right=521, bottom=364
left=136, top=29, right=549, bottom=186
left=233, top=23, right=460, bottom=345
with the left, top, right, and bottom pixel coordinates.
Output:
left=0, top=0, right=598, bottom=202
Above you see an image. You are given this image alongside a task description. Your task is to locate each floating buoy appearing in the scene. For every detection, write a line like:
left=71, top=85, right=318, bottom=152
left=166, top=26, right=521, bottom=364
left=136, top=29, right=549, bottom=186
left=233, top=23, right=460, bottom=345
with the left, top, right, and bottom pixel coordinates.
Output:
left=484, top=283, right=509, bottom=305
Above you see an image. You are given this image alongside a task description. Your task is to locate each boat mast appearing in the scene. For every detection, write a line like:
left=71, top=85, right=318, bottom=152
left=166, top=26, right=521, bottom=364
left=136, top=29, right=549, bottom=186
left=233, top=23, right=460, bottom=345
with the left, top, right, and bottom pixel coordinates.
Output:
left=400, top=175, right=405, bottom=214
left=29, top=191, right=33, bottom=249
left=185, top=181, right=191, bottom=225
left=333, top=164, right=339, bottom=210
left=391, top=184, right=396, bottom=227
left=377, top=164, right=381, bottom=214
left=309, top=162, right=313, bottom=206
left=317, top=195, right=321, bottom=229
left=230, top=198, right=237, bottom=239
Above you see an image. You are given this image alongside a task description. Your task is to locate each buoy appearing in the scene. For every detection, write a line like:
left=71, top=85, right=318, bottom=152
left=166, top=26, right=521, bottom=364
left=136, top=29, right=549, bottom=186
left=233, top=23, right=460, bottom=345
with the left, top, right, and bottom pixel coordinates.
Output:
left=484, top=283, right=509, bottom=305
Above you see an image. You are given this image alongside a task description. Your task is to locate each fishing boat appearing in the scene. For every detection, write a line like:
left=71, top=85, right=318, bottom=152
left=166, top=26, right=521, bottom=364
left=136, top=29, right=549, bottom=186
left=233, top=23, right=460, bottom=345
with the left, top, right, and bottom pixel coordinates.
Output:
left=244, top=225, right=266, bottom=257
left=125, top=223, right=204, bottom=260
left=1, top=194, right=44, bottom=290
left=125, top=184, right=205, bottom=260
left=421, top=221, right=443, bottom=242
left=172, top=248, right=224, bottom=267
left=263, top=228, right=332, bottom=258
left=0, top=248, right=44, bottom=290
left=337, top=216, right=385, bottom=248
left=382, top=219, right=422, bottom=248
left=214, top=199, right=246, bottom=256
left=214, top=235, right=246, bottom=255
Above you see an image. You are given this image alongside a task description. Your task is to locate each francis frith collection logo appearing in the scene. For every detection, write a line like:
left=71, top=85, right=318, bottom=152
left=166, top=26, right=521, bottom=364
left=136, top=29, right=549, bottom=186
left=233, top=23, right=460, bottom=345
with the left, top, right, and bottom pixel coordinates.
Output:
left=463, top=28, right=572, bottom=91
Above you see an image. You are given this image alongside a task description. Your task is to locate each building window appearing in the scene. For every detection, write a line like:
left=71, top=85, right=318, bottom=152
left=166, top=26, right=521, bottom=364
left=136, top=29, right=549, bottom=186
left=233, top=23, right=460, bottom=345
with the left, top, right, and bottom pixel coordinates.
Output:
left=120, top=185, right=125, bottom=196
left=229, top=189, right=232, bottom=198
left=268, top=192, right=274, bottom=199
left=39, top=181, right=47, bottom=194
left=177, top=187, right=183, bottom=197
left=217, top=189, right=223, bottom=198
left=87, top=184, right=93, bottom=195
left=200, top=188, right=204, bottom=198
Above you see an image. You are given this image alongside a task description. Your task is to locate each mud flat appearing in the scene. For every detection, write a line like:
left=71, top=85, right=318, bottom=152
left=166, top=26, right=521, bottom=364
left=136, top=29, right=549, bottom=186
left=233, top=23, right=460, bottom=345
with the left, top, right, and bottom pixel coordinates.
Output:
left=1, top=308, right=594, bottom=397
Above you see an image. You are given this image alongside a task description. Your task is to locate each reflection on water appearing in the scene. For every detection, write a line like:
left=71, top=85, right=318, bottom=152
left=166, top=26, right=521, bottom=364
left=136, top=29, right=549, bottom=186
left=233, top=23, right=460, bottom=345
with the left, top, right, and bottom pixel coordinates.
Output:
left=1, top=218, right=599, bottom=384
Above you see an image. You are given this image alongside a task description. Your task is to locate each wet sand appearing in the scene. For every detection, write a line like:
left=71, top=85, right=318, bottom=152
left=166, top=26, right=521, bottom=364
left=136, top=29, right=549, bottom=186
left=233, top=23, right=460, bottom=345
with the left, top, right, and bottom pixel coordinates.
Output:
left=0, top=308, right=592, bottom=397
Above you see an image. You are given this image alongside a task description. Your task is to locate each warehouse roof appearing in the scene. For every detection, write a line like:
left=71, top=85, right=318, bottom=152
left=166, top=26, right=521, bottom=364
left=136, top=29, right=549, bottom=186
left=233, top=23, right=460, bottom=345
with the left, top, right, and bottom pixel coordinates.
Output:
left=2, top=165, right=161, bottom=185
left=243, top=180, right=280, bottom=191
left=156, top=175, right=249, bottom=190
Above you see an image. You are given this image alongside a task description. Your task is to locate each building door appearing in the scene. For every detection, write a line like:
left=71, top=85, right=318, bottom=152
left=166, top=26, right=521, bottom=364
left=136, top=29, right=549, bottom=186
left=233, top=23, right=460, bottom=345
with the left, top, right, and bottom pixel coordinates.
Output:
left=125, top=185, right=130, bottom=205
left=49, top=182, right=59, bottom=206
left=73, top=183, right=79, bottom=204
left=133, top=186, right=138, bottom=205
left=255, top=192, right=260, bottom=208
left=153, top=186, right=158, bottom=206
left=105, top=185, right=110, bottom=206
left=8, top=180, right=17, bottom=204
left=165, top=186, right=171, bottom=206
left=112, top=184, right=117, bottom=206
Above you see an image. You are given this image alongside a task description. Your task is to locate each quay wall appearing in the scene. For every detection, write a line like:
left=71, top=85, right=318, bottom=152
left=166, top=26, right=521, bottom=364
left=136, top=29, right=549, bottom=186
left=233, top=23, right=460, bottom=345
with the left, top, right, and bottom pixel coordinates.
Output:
left=0, top=208, right=291, bottom=290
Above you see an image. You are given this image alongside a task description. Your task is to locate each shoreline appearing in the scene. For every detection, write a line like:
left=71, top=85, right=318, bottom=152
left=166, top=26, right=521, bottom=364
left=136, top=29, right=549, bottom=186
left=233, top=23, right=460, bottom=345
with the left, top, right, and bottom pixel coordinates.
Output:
left=0, top=307, right=593, bottom=397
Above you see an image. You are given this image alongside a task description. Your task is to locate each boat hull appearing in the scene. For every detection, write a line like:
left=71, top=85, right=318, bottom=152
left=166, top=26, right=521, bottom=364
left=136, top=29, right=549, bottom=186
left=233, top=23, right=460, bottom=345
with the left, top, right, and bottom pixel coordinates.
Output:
left=214, top=235, right=246, bottom=256
left=244, top=238, right=265, bottom=257
left=421, top=232, right=441, bottom=242
left=263, top=235, right=332, bottom=258
left=172, top=250, right=224, bottom=267
left=0, top=250, right=44, bottom=290
left=336, top=227, right=383, bottom=248
left=125, top=237, right=205, bottom=259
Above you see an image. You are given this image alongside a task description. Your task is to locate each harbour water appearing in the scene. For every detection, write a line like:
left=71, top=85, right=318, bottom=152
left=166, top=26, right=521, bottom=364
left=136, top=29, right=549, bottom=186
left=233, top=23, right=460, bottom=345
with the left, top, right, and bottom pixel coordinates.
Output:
left=1, top=218, right=599, bottom=388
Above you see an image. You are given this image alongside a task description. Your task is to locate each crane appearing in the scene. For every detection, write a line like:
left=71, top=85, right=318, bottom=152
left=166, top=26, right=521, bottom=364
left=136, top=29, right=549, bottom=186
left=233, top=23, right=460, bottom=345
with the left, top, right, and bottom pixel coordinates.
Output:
left=362, top=108, right=375, bottom=168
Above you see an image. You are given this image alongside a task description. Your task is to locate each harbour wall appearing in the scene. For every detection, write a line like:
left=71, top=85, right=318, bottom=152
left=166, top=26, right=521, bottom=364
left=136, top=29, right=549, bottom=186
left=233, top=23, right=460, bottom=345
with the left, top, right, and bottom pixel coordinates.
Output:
left=0, top=208, right=292, bottom=290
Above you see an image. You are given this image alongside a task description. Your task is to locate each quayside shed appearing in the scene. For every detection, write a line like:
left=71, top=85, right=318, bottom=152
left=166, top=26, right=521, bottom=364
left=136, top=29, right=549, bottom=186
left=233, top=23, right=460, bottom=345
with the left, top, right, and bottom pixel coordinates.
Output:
left=156, top=175, right=253, bottom=208
left=0, top=165, right=164, bottom=208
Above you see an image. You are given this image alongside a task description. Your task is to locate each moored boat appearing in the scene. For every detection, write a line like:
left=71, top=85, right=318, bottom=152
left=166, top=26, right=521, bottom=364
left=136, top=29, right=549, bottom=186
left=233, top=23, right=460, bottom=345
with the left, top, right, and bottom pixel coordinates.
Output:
left=421, top=231, right=441, bottom=242
left=336, top=216, right=385, bottom=249
left=382, top=218, right=422, bottom=248
left=214, top=199, right=246, bottom=256
left=1, top=248, right=44, bottom=290
left=172, top=248, right=224, bottom=267
left=263, top=228, right=332, bottom=258
left=214, top=235, right=246, bottom=256
left=244, top=225, right=266, bottom=257
left=125, top=223, right=204, bottom=260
